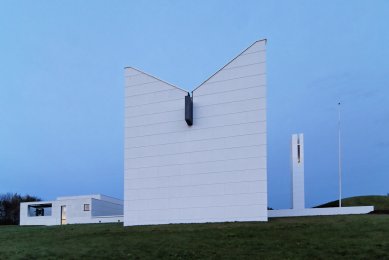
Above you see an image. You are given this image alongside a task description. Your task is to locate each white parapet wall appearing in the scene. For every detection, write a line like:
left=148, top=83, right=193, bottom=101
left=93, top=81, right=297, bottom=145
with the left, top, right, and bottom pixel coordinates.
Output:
left=268, top=206, right=375, bottom=218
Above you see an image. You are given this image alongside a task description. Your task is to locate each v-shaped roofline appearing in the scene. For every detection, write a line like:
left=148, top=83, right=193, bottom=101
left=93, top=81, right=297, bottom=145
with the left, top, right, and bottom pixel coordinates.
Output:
left=124, top=38, right=267, bottom=94
left=124, top=66, right=188, bottom=93
left=192, top=38, right=267, bottom=93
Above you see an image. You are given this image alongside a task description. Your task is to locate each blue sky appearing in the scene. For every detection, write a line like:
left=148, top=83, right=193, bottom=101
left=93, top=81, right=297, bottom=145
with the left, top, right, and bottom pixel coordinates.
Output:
left=1, top=0, right=388, bottom=209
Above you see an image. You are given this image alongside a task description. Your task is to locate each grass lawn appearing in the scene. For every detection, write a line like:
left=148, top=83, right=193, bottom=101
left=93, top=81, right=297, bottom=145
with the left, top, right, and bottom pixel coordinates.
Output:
left=1, top=215, right=389, bottom=259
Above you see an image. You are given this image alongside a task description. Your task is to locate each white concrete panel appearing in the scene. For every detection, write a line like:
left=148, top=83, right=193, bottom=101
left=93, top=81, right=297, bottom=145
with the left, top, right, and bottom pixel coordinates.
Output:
left=126, top=120, right=265, bottom=147
left=126, top=180, right=267, bottom=201
left=127, top=159, right=266, bottom=180
left=125, top=110, right=182, bottom=128
left=223, top=52, right=266, bottom=71
left=126, top=193, right=267, bottom=211
left=125, top=73, right=157, bottom=87
left=195, top=97, right=266, bottom=116
left=125, top=151, right=267, bottom=171
left=194, top=74, right=266, bottom=96
left=125, top=88, right=184, bottom=106
left=125, top=127, right=266, bottom=150
left=125, top=97, right=265, bottom=126
left=125, top=121, right=265, bottom=148
left=194, top=86, right=266, bottom=105
left=125, top=154, right=266, bottom=180
left=126, top=169, right=266, bottom=189
left=205, top=63, right=266, bottom=84
left=125, top=94, right=182, bottom=108
left=125, top=99, right=182, bottom=118
left=125, top=81, right=181, bottom=97
left=126, top=133, right=266, bottom=158
left=242, top=40, right=266, bottom=54
left=126, top=145, right=266, bottom=168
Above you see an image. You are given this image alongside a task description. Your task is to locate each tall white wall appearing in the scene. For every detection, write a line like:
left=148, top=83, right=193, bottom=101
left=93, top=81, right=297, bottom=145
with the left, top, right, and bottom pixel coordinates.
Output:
left=291, top=133, right=305, bottom=209
left=124, top=40, right=267, bottom=226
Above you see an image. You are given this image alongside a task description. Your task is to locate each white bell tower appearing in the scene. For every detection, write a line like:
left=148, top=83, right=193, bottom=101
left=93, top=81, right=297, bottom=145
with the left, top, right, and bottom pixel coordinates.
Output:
left=291, top=133, right=305, bottom=209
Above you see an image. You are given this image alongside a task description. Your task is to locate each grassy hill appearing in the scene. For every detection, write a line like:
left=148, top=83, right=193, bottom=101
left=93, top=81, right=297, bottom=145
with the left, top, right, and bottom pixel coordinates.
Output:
left=315, top=195, right=389, bottom=211
left=1, top=215, right=389, bottom=259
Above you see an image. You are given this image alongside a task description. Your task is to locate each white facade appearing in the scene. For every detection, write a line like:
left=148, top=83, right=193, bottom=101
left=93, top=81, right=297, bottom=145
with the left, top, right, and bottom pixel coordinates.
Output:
left=20, top=194, right=123, bottom=226
left=124, top=40, right=267, bottom=226
left=291, top=133, right=305, bottom=209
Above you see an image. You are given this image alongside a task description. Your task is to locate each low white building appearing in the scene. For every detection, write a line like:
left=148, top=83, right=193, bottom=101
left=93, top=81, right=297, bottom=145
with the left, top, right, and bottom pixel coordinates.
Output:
left=20, top=194, right=123, bottom=226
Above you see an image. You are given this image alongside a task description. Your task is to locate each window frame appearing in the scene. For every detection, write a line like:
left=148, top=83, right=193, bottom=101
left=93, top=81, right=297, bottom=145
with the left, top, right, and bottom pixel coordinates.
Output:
left=83, top=204, right=90, bottom=211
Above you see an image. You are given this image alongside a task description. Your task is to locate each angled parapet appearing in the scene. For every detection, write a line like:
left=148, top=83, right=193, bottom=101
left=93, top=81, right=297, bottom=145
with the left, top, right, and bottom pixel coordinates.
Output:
left=124, top=67, right=188, bottom=129
left=291, top=133, right=305, bottom=209
left=193, top=40, right=266, bottom=96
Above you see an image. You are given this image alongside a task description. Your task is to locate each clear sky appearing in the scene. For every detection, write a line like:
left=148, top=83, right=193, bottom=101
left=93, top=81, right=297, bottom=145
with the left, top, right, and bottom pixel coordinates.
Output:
left=1, top=0, right=388, bottom=209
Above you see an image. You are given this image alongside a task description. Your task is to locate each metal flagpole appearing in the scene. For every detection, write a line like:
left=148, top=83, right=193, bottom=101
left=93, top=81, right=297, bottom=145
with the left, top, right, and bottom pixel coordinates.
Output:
left=338, top=102, right=342, bottom=208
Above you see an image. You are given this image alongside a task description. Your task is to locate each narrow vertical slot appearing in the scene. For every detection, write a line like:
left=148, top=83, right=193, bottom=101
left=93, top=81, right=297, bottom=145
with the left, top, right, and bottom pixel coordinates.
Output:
left=297, top=137, right=301, bottom=163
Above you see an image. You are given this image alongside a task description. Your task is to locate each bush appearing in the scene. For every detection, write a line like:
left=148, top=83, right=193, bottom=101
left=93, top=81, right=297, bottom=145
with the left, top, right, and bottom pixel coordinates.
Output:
left=0, top=193, right=41, bottom=225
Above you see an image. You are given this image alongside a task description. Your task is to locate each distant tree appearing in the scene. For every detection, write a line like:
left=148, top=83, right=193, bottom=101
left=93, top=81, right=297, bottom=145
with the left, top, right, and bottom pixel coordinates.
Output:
left=0, top=193, right=41, bottom=225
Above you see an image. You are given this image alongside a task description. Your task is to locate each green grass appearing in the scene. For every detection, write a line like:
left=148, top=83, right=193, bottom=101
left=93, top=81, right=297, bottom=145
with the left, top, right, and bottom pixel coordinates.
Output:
left=1, top=215, right=389, bottom=259
left=316, top=195, right=389, bottom=210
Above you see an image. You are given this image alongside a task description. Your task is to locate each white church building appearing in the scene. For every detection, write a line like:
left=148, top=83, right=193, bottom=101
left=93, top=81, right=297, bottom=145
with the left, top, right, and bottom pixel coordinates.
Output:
left=124, top=40, right=268, bottom=226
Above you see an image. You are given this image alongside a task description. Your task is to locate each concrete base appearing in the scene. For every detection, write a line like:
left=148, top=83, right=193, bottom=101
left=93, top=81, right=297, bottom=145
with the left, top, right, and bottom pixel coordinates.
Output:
left=91, top=215, right=123, bottom=224
left=268, top=206, right=374, bottom=218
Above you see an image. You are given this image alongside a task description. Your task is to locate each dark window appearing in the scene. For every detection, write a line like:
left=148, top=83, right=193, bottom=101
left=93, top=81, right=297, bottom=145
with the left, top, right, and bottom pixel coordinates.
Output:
left=28, top=203, right=52, bottom=217
left=84, top=204, right=90, bottom=211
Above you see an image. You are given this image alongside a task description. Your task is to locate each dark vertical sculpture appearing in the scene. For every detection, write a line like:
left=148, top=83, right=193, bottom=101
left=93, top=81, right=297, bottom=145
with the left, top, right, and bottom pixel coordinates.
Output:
left=185, top=93, right=193, bottom=126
